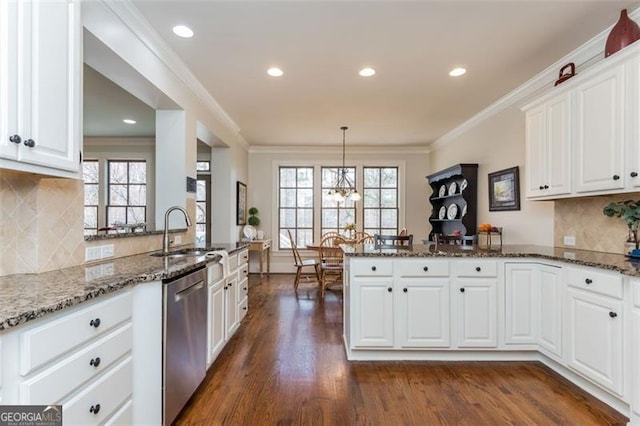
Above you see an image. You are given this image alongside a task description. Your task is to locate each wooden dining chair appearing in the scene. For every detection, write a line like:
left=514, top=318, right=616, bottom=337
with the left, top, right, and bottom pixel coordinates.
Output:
left=287, top=230, right=321, bottom=292
left=321, top=234, right=346, bottom=247
left=374, top=234, right=413, bottom=248
left=353, top=231, right=372, bottom=241
left=318, top=235, right=345, bottom=297
left=357, top=234, right=375, bottom=244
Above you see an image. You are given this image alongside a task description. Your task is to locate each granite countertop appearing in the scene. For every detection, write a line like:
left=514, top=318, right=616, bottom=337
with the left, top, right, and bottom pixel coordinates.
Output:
left=0, top=242, right=249, bottom=331
left=343, top=243, right=640, bottom=277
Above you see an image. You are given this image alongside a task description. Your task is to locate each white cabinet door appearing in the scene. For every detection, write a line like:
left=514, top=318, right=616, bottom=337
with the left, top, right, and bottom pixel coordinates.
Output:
left=524, top=92, right=571, bottom=198
left=574, top=64, right=625, bottom=193
left=454, top=279, right=497, bottom=347
left=351, top=278, right=394, bottom=348
left=225, top=275, right=239, bottom=339
left=538, top=265, right=562, bottom=358
left=567, top=288, right=623, bottom=396
left=632, top=280, right=640, bottom=421
left=396, top=279, right=450, bottom=348
left=0, top=0, right=80, bottom=174
left=505, top=264, right=537, bottom=344
left=207, top=280, right=226, bottom=367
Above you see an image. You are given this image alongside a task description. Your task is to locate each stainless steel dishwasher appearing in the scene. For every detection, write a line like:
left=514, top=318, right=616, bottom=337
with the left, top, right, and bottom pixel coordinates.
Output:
left=163, top=266, right=207, bottom=425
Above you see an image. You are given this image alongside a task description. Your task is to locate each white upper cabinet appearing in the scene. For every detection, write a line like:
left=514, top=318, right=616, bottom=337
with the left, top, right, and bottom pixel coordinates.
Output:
left=574, top=64, right=625, bottom=193
left=524, top=92, right=572, bottom=198
left=0, top=0, right=81, bottom=177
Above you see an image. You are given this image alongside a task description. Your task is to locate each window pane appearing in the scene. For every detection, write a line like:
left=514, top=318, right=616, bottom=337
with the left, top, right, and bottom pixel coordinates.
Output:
left=364, top=209, right=380, bottom=228
left=322, top=168, right=337, bottom=186
left=297, top=168, right=313, bottom=187
left=298, top=188, right=313, bottom=208
left=297, top=209, right=313, bottom=227
left=298, top=229, right=313, bottom=247
left=84, top=206, right=97, bottom=228
left=84, top=184, right=98, bottom=205
left=341, top=209, right=355, bottom=227
left=109, top=185, right=128, bottom=205
left=127, top=207, right=145, bottom=224
left=109, top=162, right=128, bottom=183
left=380, top=189, right=397, bottom=208
left=280, top=168, right=296, bottom=187
left=83, top=161, right=99, bottom=183
left=381, top=209, right=397, bottom=228
left=108, top=206, right=126, bottom=225
left=364, top=168, right=379, bottom=187
left=197, top=161, right=210, bottom=172
left=364, top=189, right=379, bottom=208
left=129, top=185, right=146, bottom=206
left=129, top=162, right=146, bottom=183
left=196, top=202, right=206, bottom=223
left=197, top=180, right=207, bottom=200
left=381, top=168, right=397, bottom=187
left=281, top=189, right=297, bottom=207
left=322, top=209, right=338, bottom=228
left=280, top=208, right=296, bottom=228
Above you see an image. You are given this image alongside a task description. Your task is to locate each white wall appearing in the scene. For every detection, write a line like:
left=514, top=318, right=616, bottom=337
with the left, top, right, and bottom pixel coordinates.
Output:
left=248, top=146, right=429, bottom=272
left=429, top=105, right=554, bottom=246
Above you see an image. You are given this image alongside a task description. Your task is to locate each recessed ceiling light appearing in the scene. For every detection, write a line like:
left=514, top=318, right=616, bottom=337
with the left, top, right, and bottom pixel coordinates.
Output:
left=449, top=67, right=467, bottom=77
left=172, top=25, right=194, bottom=38
left=267, top=67, right=284, bottom=77
left=123, top=119, right=136, bottom=124
left=359, top=67, right=376, bottom=77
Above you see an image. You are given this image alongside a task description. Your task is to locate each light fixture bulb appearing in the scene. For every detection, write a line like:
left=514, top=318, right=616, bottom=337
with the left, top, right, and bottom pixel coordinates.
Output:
left=267, top=67, right=284, bottom=77
left=449, top=67, right=467, bottom=77
left=123, top=119, right=136, bottom=124
left=359, top=67, right=376, bottom=77
left=350, top=191, right=362, bottom=201
left=172, top=25, right=194, bottom=38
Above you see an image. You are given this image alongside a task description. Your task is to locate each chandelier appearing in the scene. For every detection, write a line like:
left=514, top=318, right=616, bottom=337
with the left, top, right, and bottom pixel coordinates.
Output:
left=327, top=126, right=361, bottom=202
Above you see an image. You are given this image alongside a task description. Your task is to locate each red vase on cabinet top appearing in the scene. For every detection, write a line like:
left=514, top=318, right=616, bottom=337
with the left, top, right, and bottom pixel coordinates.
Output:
left=605, top=9, right=640, bottom=57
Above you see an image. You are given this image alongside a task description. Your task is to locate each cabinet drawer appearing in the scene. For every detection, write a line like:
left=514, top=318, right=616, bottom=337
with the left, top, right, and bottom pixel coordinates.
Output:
left=104, top=399, right=132, bottom=426
left=238, top=264, right=249, bottom=279
left=62, top=356, right=132, bottom=426
left=455, top=260, right=498, bottom=277
left=351, top=259, right=393, bottom=277
left=20, top=323, right=132, bottom=404
left=238, top=249, right=249, bottom=265
left=238, top=277, right=249, bottom=300
left=228, top=254, right=239, bottom=271
left=397, top=260, right=449, bottom=277
left=239, top=297, right=248, bottom=322
left=567, top=267, right=623, bottom=299
left=20, top=291, right=132, bottom=375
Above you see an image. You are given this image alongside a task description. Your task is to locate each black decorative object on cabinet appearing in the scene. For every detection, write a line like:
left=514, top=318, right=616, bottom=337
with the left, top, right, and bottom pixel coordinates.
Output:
left=426, top=163, right=478, bottom=241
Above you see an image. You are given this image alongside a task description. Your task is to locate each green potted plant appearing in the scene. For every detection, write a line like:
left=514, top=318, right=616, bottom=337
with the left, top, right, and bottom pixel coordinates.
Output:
left=603, top=200, right=640, bottom=256
left=248, top=207, right=261, bottom=227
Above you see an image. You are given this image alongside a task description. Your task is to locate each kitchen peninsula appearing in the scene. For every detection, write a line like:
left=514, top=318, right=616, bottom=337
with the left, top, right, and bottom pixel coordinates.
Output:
left=342, top=244, right=640, bottom=424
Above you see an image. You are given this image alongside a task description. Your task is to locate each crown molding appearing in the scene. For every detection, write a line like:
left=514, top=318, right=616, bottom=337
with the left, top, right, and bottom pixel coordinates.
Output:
left=102, top=1, right=249, bottom=150
left=249, top=145, right=430, bottom=155
left=430, top=7, right=640, bottom=153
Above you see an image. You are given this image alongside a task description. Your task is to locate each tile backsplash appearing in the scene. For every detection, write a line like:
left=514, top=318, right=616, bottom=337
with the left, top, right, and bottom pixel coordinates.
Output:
left=554, top=192, right=640, bottom=254
left=0, top=170, right=84, bottom=276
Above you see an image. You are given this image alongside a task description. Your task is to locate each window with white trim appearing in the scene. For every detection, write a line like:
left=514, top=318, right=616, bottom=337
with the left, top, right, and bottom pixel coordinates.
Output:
left=321, top=166, right=356, bottom=236
left=83, top=160, right=99, bottom=235
left=278, top=166, right=314, bottom=249
left=363, top=167, right=399, bottom=235
left=106, top=160, right=147, bottom=226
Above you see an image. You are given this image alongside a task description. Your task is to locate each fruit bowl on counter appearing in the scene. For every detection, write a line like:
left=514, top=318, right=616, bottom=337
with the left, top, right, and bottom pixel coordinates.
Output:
left=477, top=224, right=503, bottom=248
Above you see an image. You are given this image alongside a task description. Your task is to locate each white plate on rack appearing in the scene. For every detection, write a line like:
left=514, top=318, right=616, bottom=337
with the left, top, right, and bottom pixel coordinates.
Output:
left=438, top=206, right=446, bottom=220
left=448, top=181, right=457, bottom=196
left=460, top=179, right=468, bottom=192
left=438, top=185, right=446, bottom=198
left=243, top=225, right=257, bottom=239
left=461, top=204, right=467, bottom=217
left=447, top=203, right=458, bottom=220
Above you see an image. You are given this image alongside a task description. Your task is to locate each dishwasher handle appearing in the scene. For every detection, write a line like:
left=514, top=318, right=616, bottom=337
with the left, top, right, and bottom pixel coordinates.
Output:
left=174, top=280, right=205, bottom=302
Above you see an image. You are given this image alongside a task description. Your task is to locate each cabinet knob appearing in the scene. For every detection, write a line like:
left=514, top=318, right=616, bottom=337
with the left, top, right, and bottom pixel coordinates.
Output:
left=632, top=172, right=638, bottom=178
left=89, top=318, right=101, bottom=328
left=243, top=287, right=247, bottom=291
left=371, top=266, right=377, bottom=271
left=585, top=278, right=592, bottom=284
left=460, top=288, right=465, bottom=293
left=89, top=404, right=101, bottom=414
left=243, top=306, right=247, bottom=310
left=613, top=174, right=620, bottom=180
left=609, top=311, right=617, bottom=318
left=538, top=185, right=544, bottom=190
left=224, top=285, right=228, bottom=290
left=403, top=288, right=408, bottom=293
left=23, top=138, right=35, bottom=148
left=89, top=357, right=101, bottom=368
left=475, top=266, right=481, bottom=272
left=228, top=282, right=232, bottom=287
left=543, top=185, right=549, bottom=189
left=423, top=266, right=429, bottom=272
left=387, top=287, right=392, bottom=293
left=9, top=134, right=21, bottom=144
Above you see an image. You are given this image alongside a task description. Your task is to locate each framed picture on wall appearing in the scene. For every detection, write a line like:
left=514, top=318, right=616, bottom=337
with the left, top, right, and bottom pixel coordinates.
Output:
left=488, top=166, right=520, bottom=211
left=237, top=181, right=247, bottom=225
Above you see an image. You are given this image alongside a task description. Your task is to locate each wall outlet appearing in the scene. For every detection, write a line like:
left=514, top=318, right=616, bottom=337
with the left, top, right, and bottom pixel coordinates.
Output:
left=174, top=235, right=182, bottom=245
left=85, top=246, right=101, bottom=262
left=101, top=244, right=114, bottom=258
left=563, top=236, right=576, bottom=246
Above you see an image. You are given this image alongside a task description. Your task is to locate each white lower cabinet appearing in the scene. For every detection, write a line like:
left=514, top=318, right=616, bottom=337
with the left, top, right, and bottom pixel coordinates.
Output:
left=566, top=287, right=623, bottom=396
left=631, top=280, right=640, bottom=422
left=537, top=266, right=562, bottom=358
left=454, top=278, right=497, bottom=347
left=351, top=277, right=395, bottom=348
left=396, top=278, right=450, bottom=348
left=207, top=263, right=226, bottom=367
left=225, top=274, right=239, bottom=338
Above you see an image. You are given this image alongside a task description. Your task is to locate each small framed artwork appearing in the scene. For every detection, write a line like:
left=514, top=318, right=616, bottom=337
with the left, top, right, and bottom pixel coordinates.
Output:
left=488, top=166, right=520, bottom=211
left=236, top=181, right=247, bottom=225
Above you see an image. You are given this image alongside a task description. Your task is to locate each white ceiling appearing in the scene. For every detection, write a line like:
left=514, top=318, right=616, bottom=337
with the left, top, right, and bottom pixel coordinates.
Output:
left=123, top=1, right=640, bottom=147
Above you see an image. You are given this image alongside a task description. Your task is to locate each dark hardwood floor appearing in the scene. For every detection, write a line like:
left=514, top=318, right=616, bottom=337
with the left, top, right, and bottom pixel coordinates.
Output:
left=176, top=273, right=628, bottom=425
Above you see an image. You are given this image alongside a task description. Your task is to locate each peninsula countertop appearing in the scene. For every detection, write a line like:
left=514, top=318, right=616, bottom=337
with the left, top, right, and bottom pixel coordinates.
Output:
left=0, top=243, right=248, bottom=331
left=342, top=243, right=640, bottom=277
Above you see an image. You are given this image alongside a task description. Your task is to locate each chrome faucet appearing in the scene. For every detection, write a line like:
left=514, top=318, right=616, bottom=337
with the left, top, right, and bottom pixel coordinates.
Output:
left=162, top=206, right=192, bottom=254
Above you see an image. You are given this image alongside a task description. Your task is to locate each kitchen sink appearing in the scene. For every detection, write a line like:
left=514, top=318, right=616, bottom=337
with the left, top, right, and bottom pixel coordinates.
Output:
left=150, top=248, right=218, bottom=258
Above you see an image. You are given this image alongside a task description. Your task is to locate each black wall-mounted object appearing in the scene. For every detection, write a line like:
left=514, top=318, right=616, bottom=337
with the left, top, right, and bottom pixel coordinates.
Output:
left=186, top=176, right=197, bottom=193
